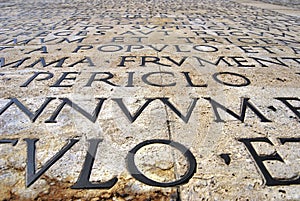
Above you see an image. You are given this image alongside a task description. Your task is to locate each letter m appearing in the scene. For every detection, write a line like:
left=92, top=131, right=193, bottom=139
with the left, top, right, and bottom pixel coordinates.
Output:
left=56, top=37, right=86, bottom=44
left=27, top=57, right=68, bottom=68
left=204, top=97, right=271, bottom=122
left=0, top=57, right=30, bottom=68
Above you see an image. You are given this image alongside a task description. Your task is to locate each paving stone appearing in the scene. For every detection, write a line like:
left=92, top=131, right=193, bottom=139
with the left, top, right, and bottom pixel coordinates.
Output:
left=0, top=0, right=300, bottom=200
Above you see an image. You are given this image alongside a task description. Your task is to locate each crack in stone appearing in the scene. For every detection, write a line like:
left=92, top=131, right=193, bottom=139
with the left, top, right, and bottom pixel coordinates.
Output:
left=157, top=51, right=182, bottom=201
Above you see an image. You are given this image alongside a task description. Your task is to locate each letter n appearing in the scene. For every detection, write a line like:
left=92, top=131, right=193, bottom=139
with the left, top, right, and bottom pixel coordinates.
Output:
left=0, top=98, right=55, bottom=122
left=45, top=98, right=106, bottom=123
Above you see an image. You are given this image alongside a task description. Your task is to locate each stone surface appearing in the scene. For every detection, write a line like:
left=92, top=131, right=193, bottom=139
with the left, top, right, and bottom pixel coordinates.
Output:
left=259, top=0, right=300, bottom=8
left=0, top=0, right=300, bottom=200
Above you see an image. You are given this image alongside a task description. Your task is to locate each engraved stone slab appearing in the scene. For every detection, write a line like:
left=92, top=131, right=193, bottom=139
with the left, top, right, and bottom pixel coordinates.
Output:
left=0, top=0, right=300, bottom=200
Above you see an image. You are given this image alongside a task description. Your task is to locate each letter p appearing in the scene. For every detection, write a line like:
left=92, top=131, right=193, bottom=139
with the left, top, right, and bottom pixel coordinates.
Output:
left=20, top=72, right=54, bottom=87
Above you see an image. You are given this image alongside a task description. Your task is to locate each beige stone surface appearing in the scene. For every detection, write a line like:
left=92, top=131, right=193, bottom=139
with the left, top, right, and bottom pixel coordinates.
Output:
left=237, top=0, right=300, bottom=16
left=0, top=0, right=300, bottom=200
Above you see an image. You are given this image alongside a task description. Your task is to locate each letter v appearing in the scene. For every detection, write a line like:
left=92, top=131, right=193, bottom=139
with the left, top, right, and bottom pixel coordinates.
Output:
left=112, top=98, right=155, bottom=123
left=24, top=138, right=79, bottom=187
left=160, top=98, right=199, bottom=123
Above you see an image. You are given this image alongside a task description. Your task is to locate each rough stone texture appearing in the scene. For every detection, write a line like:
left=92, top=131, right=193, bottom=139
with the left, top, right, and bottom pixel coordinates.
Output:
left=259, top=0, right=300, bottom=8
left=0, top=0, right=300, bottom=200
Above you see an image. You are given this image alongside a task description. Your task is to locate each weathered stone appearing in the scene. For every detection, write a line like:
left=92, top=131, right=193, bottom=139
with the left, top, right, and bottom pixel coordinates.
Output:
left=0, top=0, right=300, bottom=200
